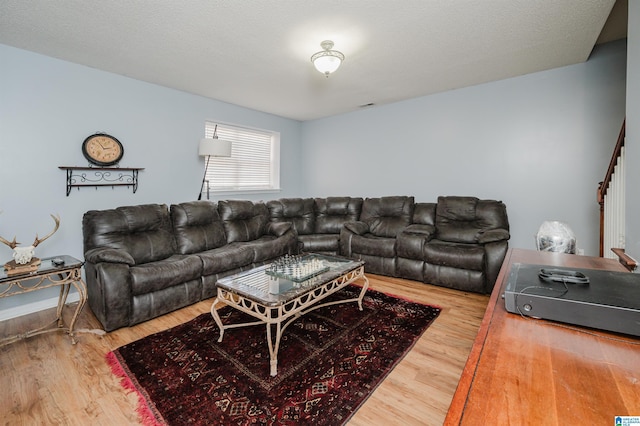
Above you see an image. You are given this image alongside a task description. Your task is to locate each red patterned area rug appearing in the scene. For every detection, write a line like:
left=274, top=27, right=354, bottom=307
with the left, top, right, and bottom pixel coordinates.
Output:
left=106, top=285, right=440, bottom=425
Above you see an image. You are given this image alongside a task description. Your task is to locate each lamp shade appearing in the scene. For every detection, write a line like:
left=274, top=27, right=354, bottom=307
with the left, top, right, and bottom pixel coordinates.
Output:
left=199, top=138, right=232, bottom=157
left=313, top=54, right=342, bottom=75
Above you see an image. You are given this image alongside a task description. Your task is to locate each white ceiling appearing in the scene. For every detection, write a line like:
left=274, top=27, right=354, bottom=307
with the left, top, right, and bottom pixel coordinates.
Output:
left=0, top=1, right=626, bottom=121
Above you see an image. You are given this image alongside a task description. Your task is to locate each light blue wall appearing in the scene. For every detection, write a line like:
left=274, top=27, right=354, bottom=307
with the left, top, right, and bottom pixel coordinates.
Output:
left=301, top=40, right=627, bottom=255
left=625, top=2, right=640, bottom=261
left=0, top=44, right=303, bottom=314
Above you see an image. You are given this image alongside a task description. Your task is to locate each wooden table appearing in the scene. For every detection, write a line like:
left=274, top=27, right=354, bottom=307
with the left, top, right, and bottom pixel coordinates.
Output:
left=0, top=255, right=87, bottom=346
left=445, top=248, right=640, bottom=425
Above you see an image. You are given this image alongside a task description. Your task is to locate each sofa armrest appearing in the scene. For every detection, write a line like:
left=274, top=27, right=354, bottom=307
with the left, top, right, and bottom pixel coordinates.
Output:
left=85, top=261, right=133, bottom=331
left=84, top=247, right=135, bottom=265
left=266, top=221, right=293, bottom=237
left=476, top=229, right=510, bottom=244
left=402, top=224, right=435, bottom=239
left=344, top=221, right=369, bottom=235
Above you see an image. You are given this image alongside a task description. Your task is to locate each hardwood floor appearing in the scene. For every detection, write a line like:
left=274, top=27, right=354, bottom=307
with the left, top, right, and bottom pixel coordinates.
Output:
left=0, top=275, right=488, bottom=425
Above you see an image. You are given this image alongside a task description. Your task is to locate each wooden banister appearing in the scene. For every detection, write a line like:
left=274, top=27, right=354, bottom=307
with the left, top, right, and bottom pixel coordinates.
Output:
left=598, top=119, right=625, bottom=257
left=610, top=248, right=638, bottom=272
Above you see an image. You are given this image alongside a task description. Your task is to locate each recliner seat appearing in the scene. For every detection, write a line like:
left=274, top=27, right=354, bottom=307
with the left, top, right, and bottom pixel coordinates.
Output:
left=267, top=197, right=363, bottom=254
left=397, top=196, right=510, bottom=293
left=340, top=196, right=415, bottom=276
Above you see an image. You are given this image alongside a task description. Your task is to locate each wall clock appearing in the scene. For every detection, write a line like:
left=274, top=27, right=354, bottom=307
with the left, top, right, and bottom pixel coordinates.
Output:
left=82, top=133, right=124, bottom=166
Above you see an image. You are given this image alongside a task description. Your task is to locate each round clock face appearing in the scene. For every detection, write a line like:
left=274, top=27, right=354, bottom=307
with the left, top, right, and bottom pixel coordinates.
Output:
left=82, top=133, right=124, bottom=166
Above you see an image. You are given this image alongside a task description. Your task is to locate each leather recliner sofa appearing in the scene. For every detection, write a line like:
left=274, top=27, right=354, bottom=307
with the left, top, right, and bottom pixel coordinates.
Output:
left=82, top=195, right=509, bottom=331
left=267, top=195, right=509, bottom=293
left=396, top=196, right=510, bottom=294
left=267, top=197, right=363, bottom=254
left=83, top=200, right=297, bottom=331
left=340, top=196, right=415, bottom=276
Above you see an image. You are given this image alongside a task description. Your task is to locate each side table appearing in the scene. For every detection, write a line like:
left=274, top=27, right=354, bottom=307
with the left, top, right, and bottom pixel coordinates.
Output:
left=0, top=255, right=88, bottom=346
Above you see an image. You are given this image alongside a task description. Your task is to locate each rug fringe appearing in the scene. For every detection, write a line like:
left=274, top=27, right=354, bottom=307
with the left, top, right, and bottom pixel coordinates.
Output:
left=106, top=351, right=165, bottom=426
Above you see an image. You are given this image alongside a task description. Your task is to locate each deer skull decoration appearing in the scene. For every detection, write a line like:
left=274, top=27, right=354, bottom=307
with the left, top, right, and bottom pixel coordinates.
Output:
left=0, top=214, right=61, bottom=265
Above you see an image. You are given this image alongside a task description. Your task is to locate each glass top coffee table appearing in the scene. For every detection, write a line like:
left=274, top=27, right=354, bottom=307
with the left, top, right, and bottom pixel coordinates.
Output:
left=210, top=253, right=368, bottom=376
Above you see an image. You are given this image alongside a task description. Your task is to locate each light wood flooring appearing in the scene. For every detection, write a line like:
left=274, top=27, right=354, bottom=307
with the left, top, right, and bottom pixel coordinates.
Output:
left=0, top=275, right=488, bottom=425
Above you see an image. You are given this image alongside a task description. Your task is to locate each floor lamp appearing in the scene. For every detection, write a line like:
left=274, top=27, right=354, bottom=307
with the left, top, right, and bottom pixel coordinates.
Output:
left=198, top=133, right=232, bottom=200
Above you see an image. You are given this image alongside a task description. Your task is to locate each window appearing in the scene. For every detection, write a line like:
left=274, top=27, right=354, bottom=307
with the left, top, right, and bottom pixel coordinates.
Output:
left=203, top=121, right=280, bottom=194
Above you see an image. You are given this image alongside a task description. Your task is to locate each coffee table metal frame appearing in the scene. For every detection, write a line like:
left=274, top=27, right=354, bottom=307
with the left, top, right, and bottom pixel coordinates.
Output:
left=210, top=255, right=368, bottom=376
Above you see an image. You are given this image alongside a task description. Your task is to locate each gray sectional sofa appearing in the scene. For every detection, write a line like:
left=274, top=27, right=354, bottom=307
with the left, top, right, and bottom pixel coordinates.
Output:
left=83, top=200, right=297, bottom=331
left=82, top=195, right=509, bottom=331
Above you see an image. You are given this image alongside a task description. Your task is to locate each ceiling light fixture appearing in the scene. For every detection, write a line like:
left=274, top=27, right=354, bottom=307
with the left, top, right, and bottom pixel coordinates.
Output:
left=311, top=40, right=344, bottom=77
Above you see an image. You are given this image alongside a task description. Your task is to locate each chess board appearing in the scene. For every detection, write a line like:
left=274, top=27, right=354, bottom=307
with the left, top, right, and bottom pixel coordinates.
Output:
left=265, top=255, right=329, bottom=282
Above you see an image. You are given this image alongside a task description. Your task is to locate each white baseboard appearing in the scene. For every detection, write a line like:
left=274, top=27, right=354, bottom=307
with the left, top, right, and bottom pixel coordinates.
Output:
left=0, top=293, right=81, bottom=322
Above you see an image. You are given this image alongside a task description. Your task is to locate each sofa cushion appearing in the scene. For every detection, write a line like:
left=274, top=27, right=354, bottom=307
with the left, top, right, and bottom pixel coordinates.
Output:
left=239, top=234, right=296, bottom=263
left=314, top=197, right=363, bottom=234
left=82, top=204, right=176, bottom=264
left=84, top=247, right=135, bottom=265
left=423, top=240, right=485, bottom=271
left=349, top=234, right=396, bottom=258
left=266, top=198, right=315, bottom=235
left=344, top=221, right=369, bottom=235
left=219, top=200, right=269, bottom=243
left=435, top=196, right=510, bottom=244
left=360, top=196, right=414, bottom=238
left=170, top=201, right=227, bottom=255
left=396, top=232, right=426, bottom=259
left=476, top=199, right=510, bottom=232
left=266, top=221, right=293, bottom=237
left=197, top=245, right=255, bottom=276
left=477, top=229, right=511, bottom=244
left=129, top=254, right=202, bottom=295
left=412, top=203, right=436, bottom=226
left=424, top=263, right=485, bottom=293
left=435, top=196, right=480, bottom=243
left=402, top=224, right=435, bottom=237
left=298, top=234, right=340, bottom=254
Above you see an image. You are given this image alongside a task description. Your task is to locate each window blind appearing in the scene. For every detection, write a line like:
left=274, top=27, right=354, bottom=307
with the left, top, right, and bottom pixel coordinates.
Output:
left=203, top=121, right=279, bottom=192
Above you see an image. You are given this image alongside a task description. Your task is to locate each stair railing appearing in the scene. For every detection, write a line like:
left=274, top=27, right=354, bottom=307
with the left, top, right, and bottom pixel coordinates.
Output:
left=597, top=120, right=636, bottom=270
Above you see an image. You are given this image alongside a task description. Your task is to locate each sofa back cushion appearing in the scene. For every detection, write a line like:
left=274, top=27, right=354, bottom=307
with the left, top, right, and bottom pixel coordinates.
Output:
left=436, top=196, right=509, bottom=243
left=82, top=204, right=175, bottom=264
left=266, top=198, right=315, bottom=235
left=412, top=202, right=436, bottom=226
left=360, top=196, right=414, bottom=238
left=314, top=197, right=363, bottom=234
left=219, top=200, right=269, bottom=243
left=170, top=201, right=227, bottom=254
left=476, top=199, right=510, bottom=231
left=436, top=196, right=479, bottom=243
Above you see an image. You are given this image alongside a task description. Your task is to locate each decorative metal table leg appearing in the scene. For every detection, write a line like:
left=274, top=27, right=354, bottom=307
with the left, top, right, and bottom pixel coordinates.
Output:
left=357, top=275, right=370, bottom=311
left=266, top=321, right=283, bottom=377
left=210, top=298, right=225, bottom=342
left=67, top=277, right=88, bottom=344
left=56, top=283, right=70, bottom=328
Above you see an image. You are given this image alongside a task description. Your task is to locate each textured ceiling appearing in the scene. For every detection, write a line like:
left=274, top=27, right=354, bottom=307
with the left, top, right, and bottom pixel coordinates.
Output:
left=0, top=1, right=624, bottom=121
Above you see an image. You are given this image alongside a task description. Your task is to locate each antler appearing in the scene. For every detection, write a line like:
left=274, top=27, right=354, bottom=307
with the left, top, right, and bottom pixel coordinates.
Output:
left=0, top=235, right=19, bottom=249
left=32, top=214, right=61, bottom=247
left=0, top=212, right=20, bottom=249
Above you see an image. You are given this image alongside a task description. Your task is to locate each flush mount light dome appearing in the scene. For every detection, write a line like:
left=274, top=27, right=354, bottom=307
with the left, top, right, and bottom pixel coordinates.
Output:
left=311, top=40, right=344, bottom=77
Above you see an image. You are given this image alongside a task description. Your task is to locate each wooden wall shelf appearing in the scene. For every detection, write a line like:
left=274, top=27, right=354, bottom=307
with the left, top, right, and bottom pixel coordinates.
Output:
left=59, top=166, right=144, bottom=196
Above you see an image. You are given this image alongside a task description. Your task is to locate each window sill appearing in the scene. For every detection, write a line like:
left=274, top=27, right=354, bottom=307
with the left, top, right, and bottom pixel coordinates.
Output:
left=203, top=188, right=282, bottom=197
